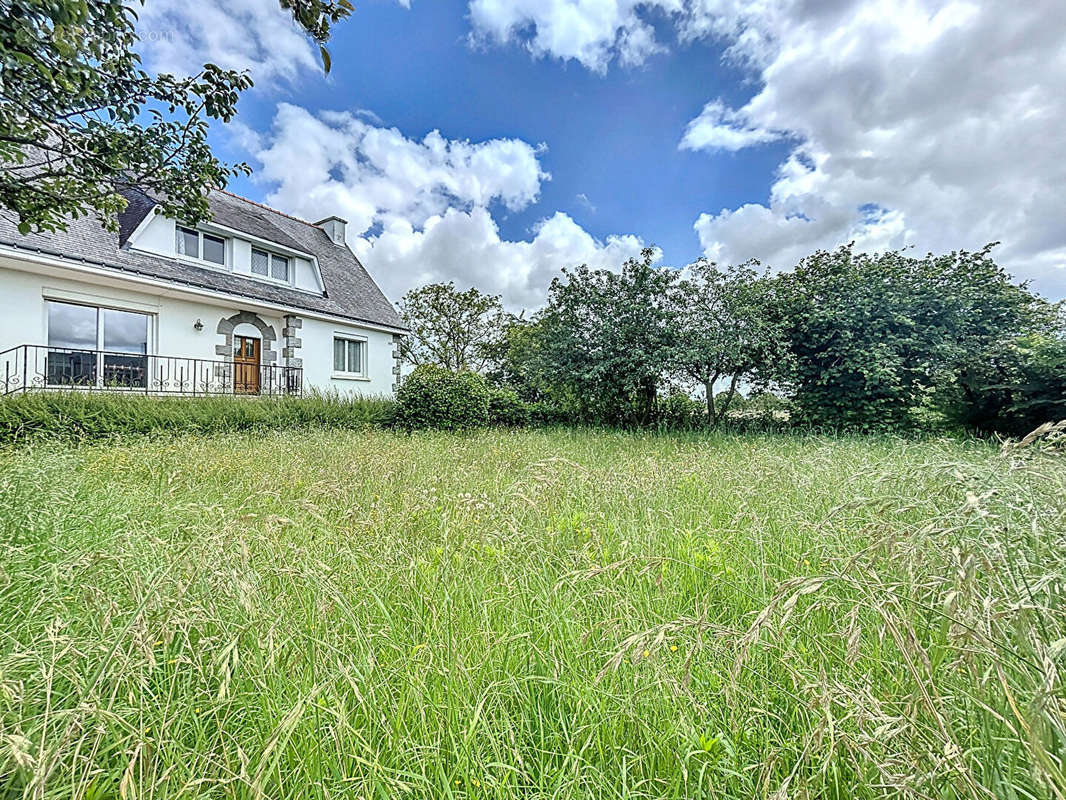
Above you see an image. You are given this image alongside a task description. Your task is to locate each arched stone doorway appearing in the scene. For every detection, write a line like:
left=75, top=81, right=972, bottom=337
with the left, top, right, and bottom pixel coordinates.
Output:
left=215, top=311, right=278, bottom=394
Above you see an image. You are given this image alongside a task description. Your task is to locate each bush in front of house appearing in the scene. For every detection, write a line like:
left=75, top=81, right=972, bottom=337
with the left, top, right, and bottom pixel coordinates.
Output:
left=0, top=390, right=395, bottom=444
left=394, top=364, right=491, bottom=430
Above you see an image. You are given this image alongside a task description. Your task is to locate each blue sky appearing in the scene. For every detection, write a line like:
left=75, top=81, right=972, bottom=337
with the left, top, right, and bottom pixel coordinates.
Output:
left=137, top=0, right=1066, bottom=307
left=216, top=0, right=792, bottom=268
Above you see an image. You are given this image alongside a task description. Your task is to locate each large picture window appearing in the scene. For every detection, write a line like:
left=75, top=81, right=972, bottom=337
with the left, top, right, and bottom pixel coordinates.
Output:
left=332, top=336, right=366, bottom=377
left=46, top=301, right=150, bottom=388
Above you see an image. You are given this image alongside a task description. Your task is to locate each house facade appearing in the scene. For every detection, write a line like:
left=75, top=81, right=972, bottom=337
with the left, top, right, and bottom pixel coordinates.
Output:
left=0, top=188, right=406, bottom=397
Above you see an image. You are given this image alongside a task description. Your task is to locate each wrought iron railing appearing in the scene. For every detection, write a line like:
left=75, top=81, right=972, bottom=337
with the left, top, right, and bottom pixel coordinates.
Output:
left=0, top=344, right=302, bottom=397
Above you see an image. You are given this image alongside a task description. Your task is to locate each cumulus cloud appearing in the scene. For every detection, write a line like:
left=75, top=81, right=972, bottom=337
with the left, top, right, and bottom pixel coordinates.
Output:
left=351, top=208, right=649, bottom=309
left=468, top=0, right=684, bottom=73
left=135, top=0, right=320, bottom=82
left=251, top=104, right=548, bottom=234
left=680, top=100, right=781, bottom=152
left=678, top=0, right=1066, bottom=298
left=248, top=104, right=648, bottom=308
left=466, top=0, right=1066, bottom=298
left=136, top=0, right=415, bottom=84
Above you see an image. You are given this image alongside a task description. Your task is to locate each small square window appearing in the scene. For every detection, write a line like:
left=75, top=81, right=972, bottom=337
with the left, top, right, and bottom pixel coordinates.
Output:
left=176, top=226, right=199, bottom=258
left=202, top=234, right=225, bottom=265
left=271, top=254, right=289, bottom=282
left=333, top=337, right=366, bottom=375
left=251, top=248, right=269, bottom=276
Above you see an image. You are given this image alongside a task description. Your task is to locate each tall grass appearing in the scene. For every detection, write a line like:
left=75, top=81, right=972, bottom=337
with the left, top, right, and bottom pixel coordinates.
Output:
left=0, top=429, right=1063, bottom=798
left=0, top=391, right=394, bottom=443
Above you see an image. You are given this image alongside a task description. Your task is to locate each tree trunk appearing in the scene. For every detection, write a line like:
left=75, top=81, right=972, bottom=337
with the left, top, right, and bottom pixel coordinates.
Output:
left=715, top=374, right=741, bottom=425
left=704, top=379, right=716, bottom=425
left=641, top=376, right=657, bottom=425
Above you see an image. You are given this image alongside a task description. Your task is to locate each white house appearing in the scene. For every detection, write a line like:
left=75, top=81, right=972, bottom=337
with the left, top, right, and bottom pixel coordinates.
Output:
left=0, top=187, right=406, bottom=397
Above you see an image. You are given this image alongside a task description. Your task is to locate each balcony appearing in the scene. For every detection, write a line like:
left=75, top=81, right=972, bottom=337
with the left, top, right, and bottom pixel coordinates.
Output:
left=0, top=344, right=302, bottom=397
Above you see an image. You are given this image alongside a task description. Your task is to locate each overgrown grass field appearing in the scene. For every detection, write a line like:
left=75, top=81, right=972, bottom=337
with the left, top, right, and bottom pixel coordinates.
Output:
left=1, top=429, right=1064, bottom=798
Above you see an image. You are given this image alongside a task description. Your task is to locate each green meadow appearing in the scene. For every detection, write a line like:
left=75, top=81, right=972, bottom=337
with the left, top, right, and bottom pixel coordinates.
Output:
left=1, top=428, right=1063, bottom=798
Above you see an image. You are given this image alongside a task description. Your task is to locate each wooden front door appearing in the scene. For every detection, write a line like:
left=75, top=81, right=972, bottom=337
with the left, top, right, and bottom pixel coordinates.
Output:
left=233, top=336, right=261, bottom=395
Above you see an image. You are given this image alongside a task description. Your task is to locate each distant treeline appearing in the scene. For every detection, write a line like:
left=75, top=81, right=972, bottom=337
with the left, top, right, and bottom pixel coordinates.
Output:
left=397, top=244, right=1065, bottom=435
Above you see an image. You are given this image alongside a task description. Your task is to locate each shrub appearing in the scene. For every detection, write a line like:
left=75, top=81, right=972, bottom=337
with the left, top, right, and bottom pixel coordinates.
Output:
left=394, top=365, right=490, bottom=430
left=657, top=391, right=704, bottom=429
left=527, top=400, right=567, bottom=427
left=715, top=390, right=747, bottom=413
left=487, top=387, right=530, bottom=427
left=0, top=390, right=394, bottom=444
left=939, top=325, right=1066, bottom=436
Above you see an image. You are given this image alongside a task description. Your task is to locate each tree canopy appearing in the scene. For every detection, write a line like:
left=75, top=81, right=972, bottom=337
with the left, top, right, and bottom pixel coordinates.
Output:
left=398, top=282, right=507, bottom=373
left=0, top=0, right=352, bottom=234
left=400, top=243, right=1062, bottom=435
left=671, top=259, right=783, bottom=424
left=533, top=248, right=677, bottom=425
left=772, top=244, right=1042, bottom=430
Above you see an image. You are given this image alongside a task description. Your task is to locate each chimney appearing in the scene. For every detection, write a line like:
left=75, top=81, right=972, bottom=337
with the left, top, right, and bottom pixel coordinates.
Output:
left=315, top=216, right=347, bottom=246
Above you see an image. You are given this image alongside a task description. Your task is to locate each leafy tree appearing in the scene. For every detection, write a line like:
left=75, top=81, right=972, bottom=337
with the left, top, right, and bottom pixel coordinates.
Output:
left=671, top=259, right=783, bottom=425
left=939, top=301, right=1066, bottom=434
left=487, top=314, right=549, bottom=401
left=398, top=282, right=506, bottom=372
left=0, top=0, right=352, bottom=233
left=531, top=248, right=677, bottom=425
left=773, top=244, right=1038, bottom=430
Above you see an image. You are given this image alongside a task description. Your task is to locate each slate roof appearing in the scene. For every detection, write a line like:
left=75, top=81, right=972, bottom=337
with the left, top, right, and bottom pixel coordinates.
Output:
left=0, top=187, right=406, bottom=331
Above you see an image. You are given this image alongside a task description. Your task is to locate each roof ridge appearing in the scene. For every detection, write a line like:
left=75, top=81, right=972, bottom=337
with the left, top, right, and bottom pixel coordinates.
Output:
left=214, top=188, right=321, bottom=229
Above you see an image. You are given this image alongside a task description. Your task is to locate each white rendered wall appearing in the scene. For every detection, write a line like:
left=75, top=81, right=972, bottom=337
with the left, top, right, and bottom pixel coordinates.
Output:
left=298, top=316, right=397, bottom=396
left=0, top=260, right=397, bottom=396
left=131, top=213, right=175, bottom=257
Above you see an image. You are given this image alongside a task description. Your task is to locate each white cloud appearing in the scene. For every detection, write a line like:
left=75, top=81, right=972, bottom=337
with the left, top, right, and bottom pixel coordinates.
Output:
left=466, top=0, right=1066, bottom=299
left=575, top=193, right=597, bottom=212
left=250, top=103, right=548, bottom=235
left=468, top=0, right=684, bottom=73
left=680, top=100, right=781, bottom=152
left=136, top=0, right=412, bottom=84
left=136, top=0, right=320, bottom=82
left=681, top=0, right=1066, bottom=298
left=248, top=104, right=647, bottom=308
left=351, top=208, right=649, bottom=309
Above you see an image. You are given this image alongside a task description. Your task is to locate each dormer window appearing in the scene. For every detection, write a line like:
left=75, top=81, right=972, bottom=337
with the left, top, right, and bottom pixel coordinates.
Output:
left=251, top=248, right=290, bottom=282
left=175, top=226, right=226, bottom=266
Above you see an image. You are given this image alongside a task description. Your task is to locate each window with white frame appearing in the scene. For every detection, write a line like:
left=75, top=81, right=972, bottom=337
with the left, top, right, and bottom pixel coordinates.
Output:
left=333, top=336, right=367, bottom=377
left=45, top=300, right=151, bottom=388
left=251, top=248, right=290, bottom=282
left=175, top=226, right=226, bottom=266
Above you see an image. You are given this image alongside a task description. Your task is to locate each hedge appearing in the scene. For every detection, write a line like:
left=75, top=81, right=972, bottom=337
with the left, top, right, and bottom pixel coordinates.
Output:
left=0, top=391, right=395, bottom=444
